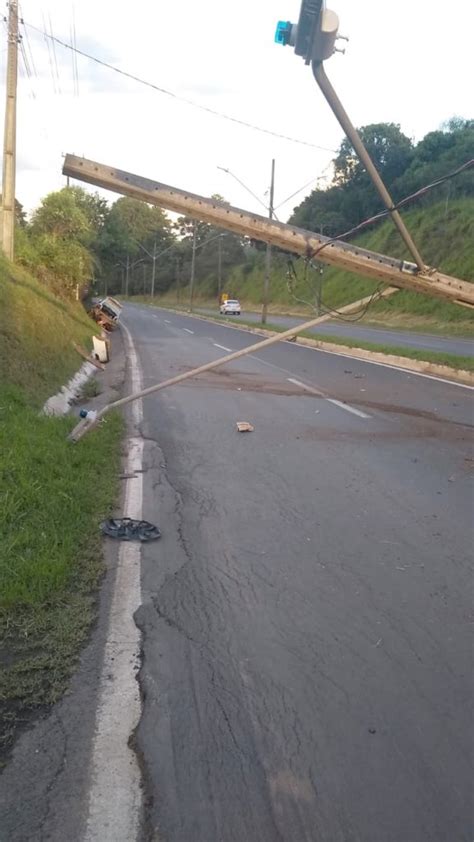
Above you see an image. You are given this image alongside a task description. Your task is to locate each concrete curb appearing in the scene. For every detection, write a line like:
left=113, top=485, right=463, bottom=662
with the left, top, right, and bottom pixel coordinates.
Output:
left=146, top=305, right=474, bottom=387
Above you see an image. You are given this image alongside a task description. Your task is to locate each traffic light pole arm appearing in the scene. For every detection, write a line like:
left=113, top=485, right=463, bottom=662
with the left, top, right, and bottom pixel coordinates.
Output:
left=62, top=155, right=474, bottom=307
left=312, top=61, right=425, bottom=271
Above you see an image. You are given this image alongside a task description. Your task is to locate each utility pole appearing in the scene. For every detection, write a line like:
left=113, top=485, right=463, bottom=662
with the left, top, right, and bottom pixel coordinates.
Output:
left=261, top=158, right=275, bottom=324
left=125, top=254, right=130, bottom=296
left=176, top=257, right=180, bottom=304
left=1, top=0, right=18, bottom=261
left=217, top=234, right=222, bottom=302
left=151, top=238, right=157, bottom=297
left=189, top=223, right=197, bottom=312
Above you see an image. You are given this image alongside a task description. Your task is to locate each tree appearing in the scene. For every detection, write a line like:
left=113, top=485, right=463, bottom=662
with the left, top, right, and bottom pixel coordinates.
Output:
left=31, top=189, right=91, bottom=239
left=334, top=123, right=414, bottom=188
left=96, top=197, right=175, bottom=294
left=1, top=196, right=27, bottom=228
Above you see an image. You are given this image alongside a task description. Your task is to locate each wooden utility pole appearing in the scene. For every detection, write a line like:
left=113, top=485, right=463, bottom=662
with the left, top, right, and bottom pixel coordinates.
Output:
left=261, top=158, right=275, bottom=325
left=1, top=0, right=18, bottom=261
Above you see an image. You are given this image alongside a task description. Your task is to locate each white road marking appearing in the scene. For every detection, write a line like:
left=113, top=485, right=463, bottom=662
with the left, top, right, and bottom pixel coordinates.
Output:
left=170, top=309, right=473, bottom=391
left=84, top=321, right=143, bottom=842
left=214, top=343, right=233, bottom=353
left=294, top=343, right=474, bottom=390
left=327, top=398, right=371, bottom=419
left=183, top=328, right=194, bottom=334
left=287, top=377, right=325, bottom=397
left=287, top=377, right=371, bottom=419
left=164, top=319, right=171, bottom=323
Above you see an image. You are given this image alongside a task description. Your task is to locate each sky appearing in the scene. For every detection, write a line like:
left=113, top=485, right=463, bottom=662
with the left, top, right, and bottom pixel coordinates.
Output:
left=2, top=0, right=473, bottom=221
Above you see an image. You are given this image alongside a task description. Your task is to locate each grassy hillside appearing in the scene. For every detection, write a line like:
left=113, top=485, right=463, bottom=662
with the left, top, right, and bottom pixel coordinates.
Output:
left=159, top=199, right=474, bottom=331
left=0, top=256, right=97, bottom=400
left=0, top=259, right=122, bottom=762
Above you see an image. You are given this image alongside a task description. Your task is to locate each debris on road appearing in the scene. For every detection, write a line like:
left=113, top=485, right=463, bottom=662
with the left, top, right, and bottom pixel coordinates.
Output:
left=236, top=421, right=254, bottom=432
left=100, top=518, right=161, bottom=541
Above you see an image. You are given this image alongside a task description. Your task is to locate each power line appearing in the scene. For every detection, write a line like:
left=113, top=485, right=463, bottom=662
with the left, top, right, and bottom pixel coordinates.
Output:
left=309, top=158, right=474, bottom=261
left=41, top=12, right=57, bottom=94
left=48, top=14, right=61, bottom=94
left=285, top=158, right=474, bottom=317
left=274, top=161, right=333, bottom=211
left=19, top=5, right=37, bottom=78
left=71, top=5, right=79, bottom=96
left=22, top=19, right=337, bottom=153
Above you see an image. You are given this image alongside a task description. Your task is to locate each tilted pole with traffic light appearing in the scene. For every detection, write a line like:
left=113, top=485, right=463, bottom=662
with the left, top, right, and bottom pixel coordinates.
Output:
left=274, top=1, right=425, bottom=270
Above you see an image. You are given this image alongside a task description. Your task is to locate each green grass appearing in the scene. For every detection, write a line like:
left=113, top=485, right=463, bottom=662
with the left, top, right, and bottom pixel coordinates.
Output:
left=0, top=260, right=123, bottom=761
left=0, top=256, right=96, bottom=402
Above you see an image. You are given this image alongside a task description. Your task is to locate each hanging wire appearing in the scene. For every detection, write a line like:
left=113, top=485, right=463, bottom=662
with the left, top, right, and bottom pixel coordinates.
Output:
left=286, top=257, right=387, bottom=321
left=41, top=12, right=57, bottom=93
left=308, top=159, right=474, bottom=262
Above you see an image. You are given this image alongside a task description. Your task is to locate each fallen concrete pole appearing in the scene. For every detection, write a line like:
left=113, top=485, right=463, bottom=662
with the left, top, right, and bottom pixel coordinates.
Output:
left=68, top=288, right=398, bottom=441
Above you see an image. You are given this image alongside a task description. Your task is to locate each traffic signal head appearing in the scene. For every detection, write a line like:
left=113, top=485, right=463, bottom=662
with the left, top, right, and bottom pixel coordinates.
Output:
left=275, top=1, right=340, bottom=64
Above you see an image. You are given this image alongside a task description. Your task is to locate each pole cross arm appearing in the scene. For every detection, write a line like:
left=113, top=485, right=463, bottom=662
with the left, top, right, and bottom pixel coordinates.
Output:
left=63, top=155, right=474, bottom=308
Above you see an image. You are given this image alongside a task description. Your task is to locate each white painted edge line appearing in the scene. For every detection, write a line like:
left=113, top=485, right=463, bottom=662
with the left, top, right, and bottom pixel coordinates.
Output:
left=287, top=377, right=325, bottom=398
left=326, top=398, right=371, bottom=419
left=83, top=322, right=143, bottom=842
left=149, top=306, right=473, bottom=392
left=214, top=343, right=233, bottom=353
left=183, top=327, right=194, bottom=334
left=294, top=343, right=474, bottom=391
left=164, top=319, right=171, bottom=323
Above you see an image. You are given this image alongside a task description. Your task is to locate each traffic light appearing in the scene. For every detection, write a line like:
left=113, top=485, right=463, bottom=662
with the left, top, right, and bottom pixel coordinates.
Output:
left=275, top=1, right=340, bottom=64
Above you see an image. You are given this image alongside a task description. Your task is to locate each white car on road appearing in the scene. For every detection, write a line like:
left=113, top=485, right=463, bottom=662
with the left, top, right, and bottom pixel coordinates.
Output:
left=220, top=299, right=241, bottom=315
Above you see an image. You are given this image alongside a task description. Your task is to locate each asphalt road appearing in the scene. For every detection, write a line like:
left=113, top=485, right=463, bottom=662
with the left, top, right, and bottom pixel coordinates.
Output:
left=127, top=305, right=473, bottom=841
left=196, top=306, right=474, bottom=356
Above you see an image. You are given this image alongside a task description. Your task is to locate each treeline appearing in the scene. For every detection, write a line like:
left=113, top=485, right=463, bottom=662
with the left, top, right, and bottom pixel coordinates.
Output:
left=14, top=188, right=246, bottom=300
left=289, top=118, right=473, bottom=236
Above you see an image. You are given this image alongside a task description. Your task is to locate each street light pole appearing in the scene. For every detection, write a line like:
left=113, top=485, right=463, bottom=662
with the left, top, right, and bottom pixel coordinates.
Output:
left=189, top=222, right=197, bottom=312
left=176, top=257, right=180, bottom=304
left=217, top=234, right=222, bottom=302
left=262, top=158, right=275, bottom=325
left=151, top=238, right=157, bottom=297
left=125, top=254, right=130, bottom=296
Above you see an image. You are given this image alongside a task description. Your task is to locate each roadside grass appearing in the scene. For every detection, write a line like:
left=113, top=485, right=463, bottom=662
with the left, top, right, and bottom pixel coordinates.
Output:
left=0, top=257, right=97, bottom=402
left=0, top=262, right=123, bottom=762
left=128, top=300, right=473, bottom=373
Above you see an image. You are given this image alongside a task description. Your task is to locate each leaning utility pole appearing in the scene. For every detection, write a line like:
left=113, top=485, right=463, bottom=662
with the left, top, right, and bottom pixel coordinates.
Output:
left=261, top=158, right=275, bottom=325
left=1, top=0, right=18, bottom=261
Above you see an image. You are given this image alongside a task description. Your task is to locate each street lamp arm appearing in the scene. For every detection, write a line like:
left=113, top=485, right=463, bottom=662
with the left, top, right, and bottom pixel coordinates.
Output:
left=217, top=166, right=270, bottom=215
